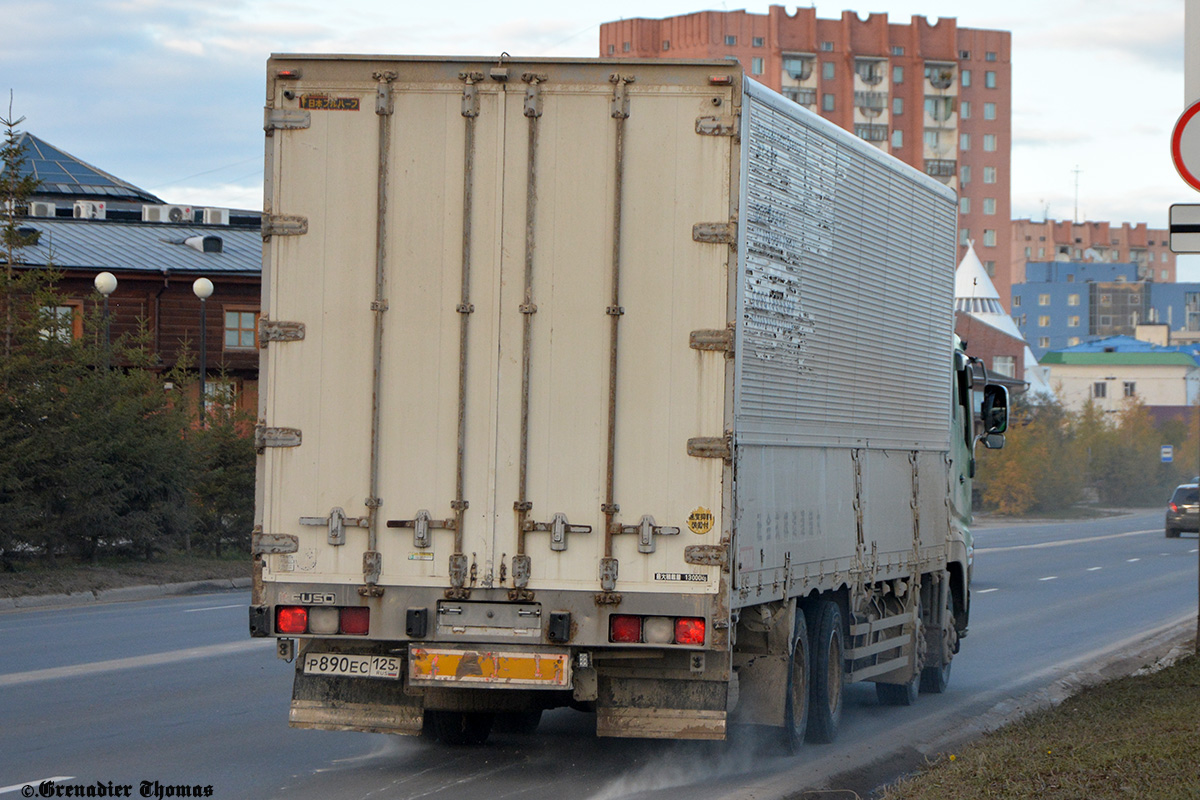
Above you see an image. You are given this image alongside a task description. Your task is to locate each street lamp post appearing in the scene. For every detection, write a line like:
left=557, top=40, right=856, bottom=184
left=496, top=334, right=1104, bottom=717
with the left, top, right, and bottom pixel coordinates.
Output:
left=193, top=278, right=214, bottom=422
left=94, top=272, right=117, bottom=369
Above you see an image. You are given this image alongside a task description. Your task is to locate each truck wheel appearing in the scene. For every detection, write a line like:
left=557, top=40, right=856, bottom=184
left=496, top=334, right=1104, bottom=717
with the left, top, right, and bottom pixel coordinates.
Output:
left=920, top=589, right=955, bottom=694
left=780, top=606, right=810, bottom=753
left=805, top=600, right=844, bottom=744
left=428, top=710, right=494, bottom=745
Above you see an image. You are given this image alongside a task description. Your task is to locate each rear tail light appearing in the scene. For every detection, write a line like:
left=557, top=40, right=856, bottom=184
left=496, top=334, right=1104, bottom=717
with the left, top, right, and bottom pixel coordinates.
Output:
left=276, top=605, right=308, bottom=634
left=675, top=617, right=706, bottom=645
left=1170, top=502, right=1180, bottom=512
left=610, top=614, right=642, bottom=643
left=609, top=614, right=708, bottom=645
left=339, top=607, right=370, bottom=635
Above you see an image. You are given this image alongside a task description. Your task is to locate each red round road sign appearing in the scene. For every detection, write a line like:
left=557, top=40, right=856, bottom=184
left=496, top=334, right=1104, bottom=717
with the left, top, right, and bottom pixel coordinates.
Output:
left=1171, top=101, right=1200, bottom=191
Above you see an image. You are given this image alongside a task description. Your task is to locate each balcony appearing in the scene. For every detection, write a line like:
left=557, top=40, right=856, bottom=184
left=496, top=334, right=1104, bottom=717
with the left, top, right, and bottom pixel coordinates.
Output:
left=855, top=124, right=888, bottom=142
left=783, top=86, right=816, bottom=106
left=925, top=159, right=957, bottom=177
left=854, top=91, right=887, bottom=111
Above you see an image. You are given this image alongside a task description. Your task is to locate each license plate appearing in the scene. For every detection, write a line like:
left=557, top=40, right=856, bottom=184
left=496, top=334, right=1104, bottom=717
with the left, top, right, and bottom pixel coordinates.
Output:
left=303, top=653, right=400, bottom=679
left=408, top=647, right=571, bottom=688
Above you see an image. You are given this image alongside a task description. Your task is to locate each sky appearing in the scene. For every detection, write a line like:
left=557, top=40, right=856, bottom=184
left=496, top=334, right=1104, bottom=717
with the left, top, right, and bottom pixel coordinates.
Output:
left=1, top=0, right=1194, bottom=272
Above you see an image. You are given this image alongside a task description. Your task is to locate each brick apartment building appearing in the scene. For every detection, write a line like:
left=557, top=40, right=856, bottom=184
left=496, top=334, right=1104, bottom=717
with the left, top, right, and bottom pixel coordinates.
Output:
left=600, top=6, right=1012, bottom=284
left=1009, top=218, right=1176, bottom=308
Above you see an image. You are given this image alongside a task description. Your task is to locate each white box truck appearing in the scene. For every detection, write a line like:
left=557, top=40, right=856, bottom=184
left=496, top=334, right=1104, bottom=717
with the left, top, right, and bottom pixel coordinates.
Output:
left=249, top=55, right=1008, bottom=747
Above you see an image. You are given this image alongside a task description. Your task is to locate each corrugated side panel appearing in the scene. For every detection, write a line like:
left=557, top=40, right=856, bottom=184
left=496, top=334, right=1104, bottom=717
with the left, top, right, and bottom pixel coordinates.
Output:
left=734, top=81, right=955, bottom=450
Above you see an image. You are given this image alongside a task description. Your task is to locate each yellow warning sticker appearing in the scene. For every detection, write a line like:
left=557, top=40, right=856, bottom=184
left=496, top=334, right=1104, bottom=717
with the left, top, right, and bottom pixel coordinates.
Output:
left=687, top=507, right=714, bottom=535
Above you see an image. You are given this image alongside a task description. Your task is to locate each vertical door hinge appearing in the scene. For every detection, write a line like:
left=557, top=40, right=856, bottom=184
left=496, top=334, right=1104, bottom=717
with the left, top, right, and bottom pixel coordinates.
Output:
left=687, top=433, right=733, bottom=462
left=610, top=73, right=634, bottom=119
left=689, top=327, right=735, bottom=356
left=695, top=115, right=739, bottom=136
left=261, top=215, right=308, bottom=238
left=258, top=318, right=306, bottom=346
left=264, top=107, right=311, bottom=133
left=692, top=221, right=737, bottom=245
left=460, top=71, right=483, bottom=118
left=523, top=73, right=546, bottom=118
left=255, top=424, right=302, bottom=453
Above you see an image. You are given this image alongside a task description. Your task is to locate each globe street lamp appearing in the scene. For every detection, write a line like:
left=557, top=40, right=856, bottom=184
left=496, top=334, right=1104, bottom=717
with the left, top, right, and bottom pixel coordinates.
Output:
left=94, top=272, right=117, bottom=369
left=193, top=278, right=214, bottom=421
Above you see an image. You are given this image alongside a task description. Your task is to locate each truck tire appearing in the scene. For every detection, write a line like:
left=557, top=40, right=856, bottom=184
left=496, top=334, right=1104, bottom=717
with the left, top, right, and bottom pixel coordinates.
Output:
left=428, top=710, right=494, bottom=745
left=805, top=600, right=844, bottom=744
left=920, top=588, right=955, bottom=694
left=780, top=606, right=810, bottom=753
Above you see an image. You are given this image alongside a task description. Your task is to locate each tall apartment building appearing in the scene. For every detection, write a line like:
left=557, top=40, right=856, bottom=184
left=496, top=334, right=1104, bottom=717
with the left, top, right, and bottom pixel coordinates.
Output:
left=1010, top=218, right=1176, bottom=307
left=600, top=7, right=1011, bottom=284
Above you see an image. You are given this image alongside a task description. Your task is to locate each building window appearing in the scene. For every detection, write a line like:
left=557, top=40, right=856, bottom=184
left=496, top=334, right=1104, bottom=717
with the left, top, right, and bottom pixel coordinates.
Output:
left=1038, top=294, right=1050, bottom=306
left=1038, top=247, right=1045, bottom=257
left=822, top=62, right=835, bottom=80
left=926, top=130, right=941, bottom=148
left=623, top=42, right=630, bottom=52
left=983, top=166, right=997, bottom=183
left=986, top=51, right=997, bottom=62
left=893, top=65, right=904, bottom=83
left=1124, top=381, right=1136, bottom=397
left=959, top=50, right=971, bottom=60
left=983, top=198, right=996, bottom=215
left=892, top=45, right=905, bottom=56
left=961, top=69, right=971, bottom=87
left=960, top=165, right=971, bottom=185
left=725, top=35, right=737, bottom=46
left=1068, top=337, right=1080, bottom=346
left=983, top=229, right=997, bottom=247
left=607, top=44, right=615, bottom=55
left=992, top=355, right=1015, bottom=377
left=1162, top=252, right=1168, bottom=262
left=662, top=40, right=670, bottom=51
left=960, top=133, right=970, bottom=151
left=1099, top=293, right=1112, bottom=304
left=891, top=129, right=903, bottom=148
left=893, top=97, right=903, bottom=115
left=1038, top=337, right=1050, bottom=348
left=753, top=36, right=764, bottom=47
left=205, top=379, right=239, bottom=412
left=984, top=260, right=995, bottom=276
left=1024, top=246, right=1033, bottom=257
left=984, top=102, right=996, bottom=120
left=821, top=41, right=834, bottom=52
left=40, top=302, right=83, bottom=342
left=1038, top=315, right=1050, bottom=327
left=1068, top=294, right=1080, bottom=306
left=983, top=134, right=997, bottom=151
left=1188, top=292, right=1200, bottom=331
left=1068, top=316, right=1080, bottom=327
left=985, top=71, right=996, bottom=88
left=224, top=308, right=259, bottom=350
left=1093, top=382, right=1107, bottom=398
left=822, top=93, right=835, bottom=111
left=752, top=57, right=764, bottom=75
left=959, top=196, right=970, bottom=214
left=960, top=228, right=970, bottom=246
left=1013, top=296, right=1022, bottom=307
left=1162, top=269, right=1169, bottom=280
left=960, top=100, right=970, bottom=119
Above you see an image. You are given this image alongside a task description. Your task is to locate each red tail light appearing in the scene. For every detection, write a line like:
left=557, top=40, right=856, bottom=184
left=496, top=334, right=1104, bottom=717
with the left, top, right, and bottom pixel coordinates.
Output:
left=675, top=617, right=706, bottom=645
left=610, top=614, right=642, bottom=643
left=1170, top=502, right=1180, bottom=513
left=339, top=607, right=370, bottom=635
left=276, top=605, right=308, bottom=634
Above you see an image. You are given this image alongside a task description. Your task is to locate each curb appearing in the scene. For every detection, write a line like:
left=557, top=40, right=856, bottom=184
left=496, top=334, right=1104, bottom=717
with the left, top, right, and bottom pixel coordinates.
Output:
left=4, top=577, right=253, bottom=611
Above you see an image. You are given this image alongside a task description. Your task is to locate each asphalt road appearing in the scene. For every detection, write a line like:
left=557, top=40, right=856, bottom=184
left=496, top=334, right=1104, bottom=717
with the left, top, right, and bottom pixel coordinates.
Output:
left=1, top=510, right=1195, bottom=800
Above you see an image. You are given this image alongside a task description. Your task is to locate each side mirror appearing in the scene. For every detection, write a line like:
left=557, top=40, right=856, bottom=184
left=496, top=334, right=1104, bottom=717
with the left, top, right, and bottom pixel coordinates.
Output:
left=981, top=432, right=1006, bottom=450
left=981, top=384, right=1009, bottom=434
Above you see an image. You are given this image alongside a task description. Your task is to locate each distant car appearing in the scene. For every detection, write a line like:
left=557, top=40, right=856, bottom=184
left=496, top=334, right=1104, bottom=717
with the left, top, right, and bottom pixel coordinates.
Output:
left=1164, top=484, right=1198, bottom=538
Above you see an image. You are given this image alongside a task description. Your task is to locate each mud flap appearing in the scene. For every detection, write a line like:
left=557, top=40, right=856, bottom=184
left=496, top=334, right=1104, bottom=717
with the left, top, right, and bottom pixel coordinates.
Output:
left=289, top=670, right=424, bottom=735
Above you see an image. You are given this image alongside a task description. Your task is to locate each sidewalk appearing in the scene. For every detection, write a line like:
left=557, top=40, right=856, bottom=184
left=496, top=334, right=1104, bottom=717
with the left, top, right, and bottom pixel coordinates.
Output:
left=0, top=576, right=253, bottom=611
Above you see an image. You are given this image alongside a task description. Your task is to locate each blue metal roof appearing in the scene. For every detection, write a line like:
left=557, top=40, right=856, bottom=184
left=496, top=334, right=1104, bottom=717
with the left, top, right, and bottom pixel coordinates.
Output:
left=12, top=218, right=260, bottom=275
left=1054, top=334, right=1200, bottom=359
left=2, top=133, right=164, bottom=203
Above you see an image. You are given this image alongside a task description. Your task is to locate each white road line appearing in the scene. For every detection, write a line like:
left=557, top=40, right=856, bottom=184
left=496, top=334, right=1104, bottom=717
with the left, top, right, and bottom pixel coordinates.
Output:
left=1087, top=567, right=1103, bottom=571
left=976, top=588, right=999, bottom=594
left=0, top=639, right=273, bottom=687
left=975, top=528, right=1157, bottom=554
left=183, top=604, right=243, bottom=613
left=1127, top=558, right=1141, bottom=563
left=1, top=778, right=74, bottom=794
left=1039, top=576, right=1058, bottom=581
left=1192, top=549, right=1199, bottom=554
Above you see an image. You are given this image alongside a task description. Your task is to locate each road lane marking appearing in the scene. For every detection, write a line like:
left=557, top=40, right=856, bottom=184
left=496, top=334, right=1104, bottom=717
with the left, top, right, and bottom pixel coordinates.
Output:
left=976, top=588, right=999, bottom=594
left=183, top=604, right=244, bottom=613
left=1192, top=549, right=1199, bottom=553
left=1039, top=576, right=1058, bottom=581
left=1087, top=567, right=1103, bottom=571
left=1, top=778, right=74, bottom=794
left=1127, top=558, right=1141, bottom=563
left=0, top=639, right=273, bottom=687
left=976, top=529, right=1157, bottom=553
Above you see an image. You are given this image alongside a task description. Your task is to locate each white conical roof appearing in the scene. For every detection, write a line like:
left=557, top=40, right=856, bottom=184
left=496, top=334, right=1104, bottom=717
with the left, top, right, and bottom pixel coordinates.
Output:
left=954, top=241, right=1024, bottom=340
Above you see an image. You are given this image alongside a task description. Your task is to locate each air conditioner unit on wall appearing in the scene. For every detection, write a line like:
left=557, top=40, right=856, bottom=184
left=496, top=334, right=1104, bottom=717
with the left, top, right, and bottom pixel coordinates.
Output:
left=142, top=204, right=194, bottom=223
left=73, top=201, right=106, bottom=219
left=202, top=207, right=230, bottom=225
left=29, top=201, right=56, bottom=218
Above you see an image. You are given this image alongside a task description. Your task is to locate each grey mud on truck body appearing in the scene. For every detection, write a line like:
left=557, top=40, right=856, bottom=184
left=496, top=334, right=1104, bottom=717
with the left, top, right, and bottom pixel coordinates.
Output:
left=248, top=55, right=1010, bottom=746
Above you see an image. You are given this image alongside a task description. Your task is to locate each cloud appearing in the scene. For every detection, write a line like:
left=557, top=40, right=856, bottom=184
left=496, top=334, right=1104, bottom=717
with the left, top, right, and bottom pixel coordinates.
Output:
left=1022, top=8, right=1183, bottom=71
left=1012, top=128, right=1091, bottom=148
